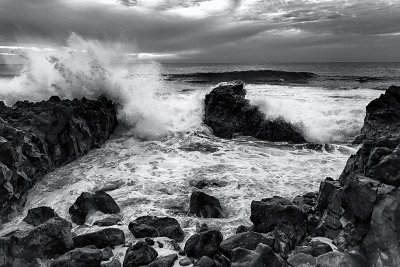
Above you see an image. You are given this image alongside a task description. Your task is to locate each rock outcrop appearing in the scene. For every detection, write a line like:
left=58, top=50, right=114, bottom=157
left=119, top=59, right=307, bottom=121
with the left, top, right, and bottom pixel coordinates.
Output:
left=0, top=96, right=118, bottom=222
left=203, top=80, right=305, bottom=142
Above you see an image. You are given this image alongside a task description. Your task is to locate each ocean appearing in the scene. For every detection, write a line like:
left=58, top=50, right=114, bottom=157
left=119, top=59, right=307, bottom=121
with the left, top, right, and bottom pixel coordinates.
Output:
left=0, top=60, right=399, bottom=240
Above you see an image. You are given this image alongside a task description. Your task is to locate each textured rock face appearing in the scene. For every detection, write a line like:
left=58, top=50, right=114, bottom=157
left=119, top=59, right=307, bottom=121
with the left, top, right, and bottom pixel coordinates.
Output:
left=73, top=228, right=125, bottom=249
left=23, top=206, right=59, bottom=226
left=189, top=191, right=224, bottom=218
left=231, top=243, right=282, bottom=267
left=0, top=96, right=118, bottom=222
left=49, top=247, right=103, bottom=267
left=184, top=229, right=223, bottom=259
left=129, top=216, right=185, bottom=242
left=123, top=241, right=158, bottom=267
left=203, top=80, right=305, bottom=142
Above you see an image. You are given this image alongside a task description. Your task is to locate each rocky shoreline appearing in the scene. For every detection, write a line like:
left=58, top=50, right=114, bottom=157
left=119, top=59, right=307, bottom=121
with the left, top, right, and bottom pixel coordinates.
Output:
left=0, top=96, right=118, bottom=223
left=0, top=84, right=399, bottom=266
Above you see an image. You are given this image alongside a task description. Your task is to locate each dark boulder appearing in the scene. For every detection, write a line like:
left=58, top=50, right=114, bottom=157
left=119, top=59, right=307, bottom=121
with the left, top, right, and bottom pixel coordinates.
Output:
left=287, top=253, right=316, bottom=267
left=0, top=96, right=118, bottom=222
left=102, top=259, right=122, bottom=267
left=231, top=244, right=281, bottom=267
left=213, top=254, right=231, bottom=267
left=189, top=191, right=224, bottom=218
left=195, top=256, right=216, bottom=267
left=204, top=80, right=305, bottom=142
left=220, top=231, right=275, bottom=259
left=123, top=241, right=158, bottom=267
left=74, top=228, right=125, bottom=249
left=142, top=254, right=178, bottom=267
left=23, top=206, right=59, bottom=226
left=294, top=240, right=332, bottom=257
left=250, top=196, right=308, bottom=247
left=129, top=216, right=184, bottom=242
left=69, top=191, right=120, bottom=225
left=184, top=229, right=223, bottom=259
left=9, top=217, right=74, bottom=265
left=94, top=216, right=122, bottom=227
left=0, top=237, right=13, bottom=267
left=316, top=251, right=361, bottom=267
left=49, top=247, right=103, bottom=267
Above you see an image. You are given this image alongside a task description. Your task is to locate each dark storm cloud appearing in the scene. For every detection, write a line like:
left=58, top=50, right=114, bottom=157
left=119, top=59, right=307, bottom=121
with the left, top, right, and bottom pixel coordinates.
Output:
left=0, top=0, right=399, bottom=62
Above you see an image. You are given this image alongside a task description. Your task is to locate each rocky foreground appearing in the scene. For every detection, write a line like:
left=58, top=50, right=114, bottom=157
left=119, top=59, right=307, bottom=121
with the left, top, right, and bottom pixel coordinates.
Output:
left=0, top=96, right=118, bottom=223
left=0, top=85, right=399, bottom=267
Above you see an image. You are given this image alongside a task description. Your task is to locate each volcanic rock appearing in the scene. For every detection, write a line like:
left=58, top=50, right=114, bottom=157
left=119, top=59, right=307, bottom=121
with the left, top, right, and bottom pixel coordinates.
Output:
left=189, top=191, right=224, bottom=218
left=142, top=254, right=178, bottom=267
left=74, top=228, right=125, bottom=249
left=129, top=216, right=184, bottom=242
left=184, top=229, right=223, bottom=259
left=23, top=206, right=59, bottom=226
left=204, top=80, right=305, bottom=142
left=49, top=247, right=103, bottom=267
left=0, top=96, right=118, bottom=222
left=231, top=243, right=281, bottom=267
left=123, top=241, right=158, bottom=267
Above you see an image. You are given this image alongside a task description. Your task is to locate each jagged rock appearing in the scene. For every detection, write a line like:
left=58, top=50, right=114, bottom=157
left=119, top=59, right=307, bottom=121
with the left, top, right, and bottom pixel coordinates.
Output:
left=123, top=241, right=158, bottom=267
left=49, top=247, right=103, bottom=267
left=102, top=247, right=114, bottom=261
left=74, top=228, right=125, bottom=249
left=287, top=253, right=316, bottom=267
left=315, top=178, right=341, bottom=212
left=102, top=259, right=122, bottom=267
left=231, top=243, right=281, bottom=267
left=69, top=191, right=120, bottom=225
left=195, top=256, right=216, bottom=267
left=363, top=187, right=400, bottom=267
left=220, top=231, right=275, bottom=259
left=316, top=251, right=360, bottom=267
left=292, top=192, right=318, bottom=214
left=203, top=80, right=305, bottom=142
left=129, top=216, right=184, bottom=242
left=0, top=96, right=118, bottom=222
left=190, top=191, right=224, bottom=218
left=144, top=238, right=155, bottom=246
left=250, top=196, right=308, bottom=247
left=93, top=216, right=121, bottom=227
left=142, top=254, right=178, bottom=267
left=184, top=229, right=223, bottom=259
left=9, top=217, right=74, bottom=265
left=236, top=225, right=251, bottom=234
left=294, top=240, right=332, bottom=257
left=23, top=206, right=59, bottom=226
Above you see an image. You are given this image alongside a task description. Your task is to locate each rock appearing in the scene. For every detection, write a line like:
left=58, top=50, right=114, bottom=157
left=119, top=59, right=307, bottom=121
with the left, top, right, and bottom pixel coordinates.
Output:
left=189, top=191, right=224, bottom=218
left=102, top=259, right=122, bottom=267
left=316, top=251, right=359, bottom=267
left=142, top=254, right=178, bottom=267
left=179, top=257, right=193, bottom=266
left=231, top=243, right=281, bottom=267
left=74, top=228, right=125, bottom=249
left=192, top=179, right=228, bottom=189
left=144, top=238, right=155, bottom=246
left=315, top=178, right=341, bottom=212
left=292, top=192, right=318, bottom=214
left=93, top=216, right=121, bottom=227
left=49, top=247, right=103, bottom=267
left=213, top=254, right=231, bottom=267
left=0, top=96, right=118, bottom=222
left=0, top=237, right=13, bottom=267
left=123, top=241, right=158, bottom=267
left=295, top=240, right=332, bottom=257
left=129, top=216, right=184, bottom=242
left=250, top=196, right=308, bottom=247
left=129, top=223, right=159, bottom=239
left=169, top=240, right=185, bottom=255
left=9, top=217, right=74, bottom=265
left=195, top=256, right=216, bottom=267
left=235, top=225, right=251, bottom=234
left=102, top=247, right=114, bottom=261
left=287, top=253, right=316, bottom=267
left=69, top=191, right=120, bottom=225
left=184, top=229, right=223, bottom=258
left=220, top=231, right=275, bottom=259
left=363, top=187, right=400, bottom=267
left=204, top=80, right=305, bottom=142
left=22, top=206, right=59, bottom=226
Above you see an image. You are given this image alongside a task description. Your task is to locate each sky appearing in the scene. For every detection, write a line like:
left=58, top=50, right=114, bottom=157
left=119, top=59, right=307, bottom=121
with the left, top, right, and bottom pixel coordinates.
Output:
left=0, top=0, right=400, bottom=63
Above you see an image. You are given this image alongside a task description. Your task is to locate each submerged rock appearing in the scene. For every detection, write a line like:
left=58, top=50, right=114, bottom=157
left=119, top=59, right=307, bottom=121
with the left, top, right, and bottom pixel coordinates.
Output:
left=203, top=80, right=305, bottom=142
left=0, top=96, right=118, bottom=222
left=128, top=216, right=184, bottom=242
left=184, top=229, right=223, bottom=259
left=74, top=228, right=125, bottom=249
left=69, top=191, right=120, bottom=225
left=189, top=191, right=224, bottom=218
left=23, top=206, right=59, bottom=226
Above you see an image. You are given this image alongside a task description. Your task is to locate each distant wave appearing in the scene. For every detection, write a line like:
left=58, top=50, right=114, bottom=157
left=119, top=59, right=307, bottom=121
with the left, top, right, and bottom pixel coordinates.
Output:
left=164, top=70, right=317, bottom=84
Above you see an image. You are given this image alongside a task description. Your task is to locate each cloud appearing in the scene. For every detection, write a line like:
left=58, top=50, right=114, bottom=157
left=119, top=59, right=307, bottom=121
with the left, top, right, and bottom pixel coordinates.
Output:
left=0, top=0, right=399, bottom=62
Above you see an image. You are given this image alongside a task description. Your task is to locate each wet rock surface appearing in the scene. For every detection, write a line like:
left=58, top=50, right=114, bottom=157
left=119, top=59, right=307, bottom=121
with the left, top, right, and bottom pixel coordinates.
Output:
left=74, top=228, right=125, bottom=249
left=189, top=191, right=225, bottom=218
left=22, top=206, right=59, bottom=226
left=203, top=80, right=306, bottom=142
left=49, top=247, right=103, bottom=267
left=0, top=96, right=118, bottom=222
left=123, top=241, right=158, bottom=267
left=184, top=229, right=223, bottom=259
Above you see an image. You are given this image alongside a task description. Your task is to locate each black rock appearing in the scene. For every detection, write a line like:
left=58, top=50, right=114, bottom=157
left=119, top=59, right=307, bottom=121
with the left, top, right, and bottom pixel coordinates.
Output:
left=123, top=241, right=158, bottom=267
left=129, top=216, right=184, bottom=242
left=23, top=206, right=59, bottom=226
left=189, top=191, right=224, bottom=218
left=231, top=244, right=281, bottom=267
left=93, top=216, right=122, bottom=227
left=102, top=259, right=122, bottom=267
left=144, top=238, right=155, bottom=246
left=195, top=256, right=215, bottom=267
left=102, top=246, right=114, bottom=261
left=69, top=191, right=120, bottom=225
left=0, top=96, right=118, bottom=222
left=143, top=254, right=178, bottom=267
left=184, top=229, right=223, bottom=259
left=250, top=196, right=308, bottom=247
left=49, top=247, right=103, bottom=267
left=204, top=80, right=305, bottom=142
left=74, top=228, right=125, bottom=249
left=220, top=231, right=275, bottom=259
